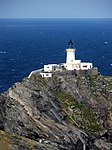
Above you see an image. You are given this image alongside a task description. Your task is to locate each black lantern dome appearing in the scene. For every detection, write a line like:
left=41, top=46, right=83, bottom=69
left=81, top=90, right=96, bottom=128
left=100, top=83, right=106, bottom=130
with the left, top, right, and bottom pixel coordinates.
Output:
left=68, top=40, right=74, bottom=48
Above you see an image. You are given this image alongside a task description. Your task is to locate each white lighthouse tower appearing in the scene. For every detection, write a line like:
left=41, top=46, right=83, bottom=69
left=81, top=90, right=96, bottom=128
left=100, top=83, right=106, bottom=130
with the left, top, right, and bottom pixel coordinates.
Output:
left=66, top=40, right=75, bottom=62
left=65, top=40, right=77, bottom=70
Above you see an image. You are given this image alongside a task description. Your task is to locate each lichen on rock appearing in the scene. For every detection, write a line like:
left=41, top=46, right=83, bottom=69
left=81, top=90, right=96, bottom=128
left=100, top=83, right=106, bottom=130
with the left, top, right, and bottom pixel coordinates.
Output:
left=0, top=74, right=112, bottom=149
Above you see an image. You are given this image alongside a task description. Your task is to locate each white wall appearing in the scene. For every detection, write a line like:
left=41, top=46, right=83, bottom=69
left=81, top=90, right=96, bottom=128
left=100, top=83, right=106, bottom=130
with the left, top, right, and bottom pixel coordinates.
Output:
left=44, top=64, right=58, bottom=72
left=66, top=48, right=75, bottom=64
left=44, top=65, right=53, bottom=72
left=65, top=60, right=81, bottom=71
left=81, top=63, right=93, bottom=70
left=40, top=73, right=52, bottom=78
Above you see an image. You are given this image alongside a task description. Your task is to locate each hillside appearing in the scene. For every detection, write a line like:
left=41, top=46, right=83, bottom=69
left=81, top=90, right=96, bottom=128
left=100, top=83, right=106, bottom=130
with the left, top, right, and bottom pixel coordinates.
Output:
left=0, top=73, right=112, bottom=150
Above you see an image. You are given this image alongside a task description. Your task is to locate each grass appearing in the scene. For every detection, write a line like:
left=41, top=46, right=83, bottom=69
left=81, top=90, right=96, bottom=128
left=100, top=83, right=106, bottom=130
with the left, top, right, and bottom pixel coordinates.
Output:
left=0, top=130, right=50, bottom=150
left=56, top=91, right=102, bottom=133
left=32, top=74, right=48, bottom=88
left=0, top=130, right=12, bottom=150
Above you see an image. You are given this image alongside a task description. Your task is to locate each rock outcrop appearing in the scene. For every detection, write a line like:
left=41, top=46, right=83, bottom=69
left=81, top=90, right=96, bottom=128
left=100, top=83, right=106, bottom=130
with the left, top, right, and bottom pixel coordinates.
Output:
left=0, top=73, right=112, bottom=149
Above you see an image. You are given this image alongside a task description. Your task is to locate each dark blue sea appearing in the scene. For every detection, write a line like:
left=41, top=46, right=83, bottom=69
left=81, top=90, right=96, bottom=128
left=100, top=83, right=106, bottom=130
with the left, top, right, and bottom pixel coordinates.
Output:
left=0, top=18, right=112, bottom=93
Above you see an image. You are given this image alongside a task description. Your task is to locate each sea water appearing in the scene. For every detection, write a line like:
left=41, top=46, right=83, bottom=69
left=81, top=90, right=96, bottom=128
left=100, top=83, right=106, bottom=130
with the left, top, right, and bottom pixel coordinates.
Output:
left=0, top=18, right=112, bottom=93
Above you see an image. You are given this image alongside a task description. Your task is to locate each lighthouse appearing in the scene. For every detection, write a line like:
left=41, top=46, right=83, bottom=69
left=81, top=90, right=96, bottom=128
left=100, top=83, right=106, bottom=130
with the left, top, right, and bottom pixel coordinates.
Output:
left=28, top=40, right=97, bottom=79
left=65, top=40, right=93, bottom=71
left=66, top=40, right=76, bottom=63
left=65, top=40, right=78, bottom=70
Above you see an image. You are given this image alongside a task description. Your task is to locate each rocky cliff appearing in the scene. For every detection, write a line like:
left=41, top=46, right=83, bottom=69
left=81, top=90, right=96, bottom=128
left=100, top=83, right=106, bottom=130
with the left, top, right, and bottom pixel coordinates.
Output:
left=0, top=73, right=112, bottom=150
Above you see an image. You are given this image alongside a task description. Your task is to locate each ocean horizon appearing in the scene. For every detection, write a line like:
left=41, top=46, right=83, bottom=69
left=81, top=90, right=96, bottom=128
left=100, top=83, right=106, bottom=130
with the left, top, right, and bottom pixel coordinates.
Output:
left=0, top=18, right=112, bottom=93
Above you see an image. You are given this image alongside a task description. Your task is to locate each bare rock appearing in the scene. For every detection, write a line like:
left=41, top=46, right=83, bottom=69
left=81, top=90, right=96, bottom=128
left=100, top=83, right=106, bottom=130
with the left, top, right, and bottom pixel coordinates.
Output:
left=0, top=74, right=112, bottom=149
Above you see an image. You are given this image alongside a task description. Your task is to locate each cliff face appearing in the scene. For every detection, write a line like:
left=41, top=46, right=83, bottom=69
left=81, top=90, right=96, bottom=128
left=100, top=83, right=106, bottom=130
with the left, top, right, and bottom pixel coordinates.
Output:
left=0, top=74, right=112, bottom=150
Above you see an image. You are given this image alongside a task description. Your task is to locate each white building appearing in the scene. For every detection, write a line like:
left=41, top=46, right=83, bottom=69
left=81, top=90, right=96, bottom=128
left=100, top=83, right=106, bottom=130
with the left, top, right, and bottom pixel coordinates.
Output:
left=28, top=40, right=95, bottom=78
left=40, top=72, right=52, bottom=78
left=80, top=63, right=93, bottom=70
left=42, top=40, right=93, bottom=76
left=44, top=64, right=57, bottom=72
left=65, top=40, right=93, bottom=71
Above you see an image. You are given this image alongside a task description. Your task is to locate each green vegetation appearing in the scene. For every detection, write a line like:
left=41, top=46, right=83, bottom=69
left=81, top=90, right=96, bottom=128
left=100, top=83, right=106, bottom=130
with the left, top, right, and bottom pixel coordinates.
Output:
left=87, top=76, right=112, bottom=100
left=0, top=130, right=48, bottom=150
left=32, top=74, right=48, bottom=87
left=87, top=76, right=96, bottom=85
left=0, top=130, right=12, bottom=150
left=56, top=91, right=102, bottom=133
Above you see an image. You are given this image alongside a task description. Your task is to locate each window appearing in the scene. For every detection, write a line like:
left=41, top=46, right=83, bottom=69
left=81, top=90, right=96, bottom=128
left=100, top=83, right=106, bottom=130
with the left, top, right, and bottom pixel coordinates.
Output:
left=83, top=65, right=87, bottom=68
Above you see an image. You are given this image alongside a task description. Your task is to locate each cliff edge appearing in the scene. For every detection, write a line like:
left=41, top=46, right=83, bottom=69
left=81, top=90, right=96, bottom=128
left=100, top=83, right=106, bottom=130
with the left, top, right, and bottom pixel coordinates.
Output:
left=0, top=74, right=112, bottom=149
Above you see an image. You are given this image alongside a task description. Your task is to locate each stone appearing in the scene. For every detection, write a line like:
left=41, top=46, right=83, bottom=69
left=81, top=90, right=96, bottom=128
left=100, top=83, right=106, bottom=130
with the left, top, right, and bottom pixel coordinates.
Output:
left=0, top=74, right=112, bottom=149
